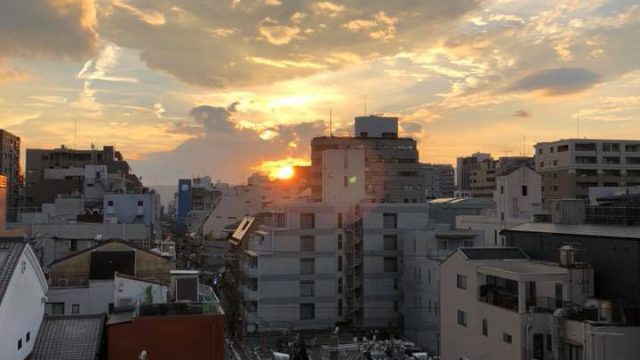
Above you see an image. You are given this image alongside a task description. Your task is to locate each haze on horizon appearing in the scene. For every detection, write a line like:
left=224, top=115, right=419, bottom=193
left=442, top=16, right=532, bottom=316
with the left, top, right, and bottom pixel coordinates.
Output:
left=1, top=0, right=639, bottom=185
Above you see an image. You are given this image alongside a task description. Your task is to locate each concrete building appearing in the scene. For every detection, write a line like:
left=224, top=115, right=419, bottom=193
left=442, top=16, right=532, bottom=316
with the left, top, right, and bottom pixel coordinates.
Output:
left=25, top=145, right=141, bottom=207
left=321, top=149, right=366, bottom=203
left=311, top=133, right=422, bottom=204
left=440, top=247, right=594, bottom=360
left=456, top=152, right=490, bottom=192
left=422, top=163, right=455, bottom=199
left=0, top=129, right=21, bottom=220
left=0, top=240, right=48, bottom=360
left=534, top=139, right=640, bottom=204
left=469, top=156, right=534, bottom=199
left=355, top=115, right=398, bottom=138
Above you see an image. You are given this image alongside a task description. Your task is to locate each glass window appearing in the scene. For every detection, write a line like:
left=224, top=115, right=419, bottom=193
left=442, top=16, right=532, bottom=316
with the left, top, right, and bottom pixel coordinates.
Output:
left=300, top=258, right=315, bottom=274
left=383, top=213, right=397, bottom=229
left=457, top=310, right=467, bottom=327
left=300, top=213, right=315, bottom=229
left=72, top=304, right=80, bottom=314
left=383, top=257, right=397, bottom=272
left=503, top=333, right=513, bottom=344
left=457, top=274, right=467, bottom=289
left=337, top=213, right=343, bottom=228
left=300, top=236, right=315, bottom=251
left=337, top=234, right=343, bottom=250
left=338, top=256, right=343, bottom=271
left=51, top=302, right=64, bottom=315
left=300, top=281, right=315, bottom=297
left=383, top=235, right=398, bottom=250
left=482, top=319, right=488, bottom=336
left=300, top=304, right=315, bottom=320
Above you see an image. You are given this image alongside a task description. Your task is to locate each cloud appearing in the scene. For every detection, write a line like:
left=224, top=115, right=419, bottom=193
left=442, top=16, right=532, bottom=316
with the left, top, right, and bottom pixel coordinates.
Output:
left=111, top=0, right=166, bottom=26
left=0, top=0, right=98, bottom=59
left=513, top=109, right=530, bottom=118
left=189, top=105, right=238, bottom=133
left=258, top=17, right=301, bottom=45
left=508, top=68, right=601, bottom=96
left=400, top=121, right=423, bottom=134
left=312, top=2, right=345, bottom=17
left=0, top=60, right=29, bottom=83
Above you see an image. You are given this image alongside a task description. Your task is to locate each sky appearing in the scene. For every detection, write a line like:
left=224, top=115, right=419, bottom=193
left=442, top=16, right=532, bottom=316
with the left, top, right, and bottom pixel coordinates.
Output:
left=1, top=0, right=639, bottom=185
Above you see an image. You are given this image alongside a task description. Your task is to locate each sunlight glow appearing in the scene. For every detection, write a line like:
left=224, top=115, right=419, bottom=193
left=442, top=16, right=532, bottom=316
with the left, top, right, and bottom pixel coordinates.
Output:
left=255, top=157, right=310, bottom=180
left=276, top=165, right=295, bottom=180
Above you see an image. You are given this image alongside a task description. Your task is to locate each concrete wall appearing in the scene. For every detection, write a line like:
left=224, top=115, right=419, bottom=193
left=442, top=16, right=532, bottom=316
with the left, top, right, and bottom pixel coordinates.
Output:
left=114, top=275, right=168, bottom=307
left=495, top=166, right=542, bottom=220
left=322, top=149, right=366, bottom=204
left=0, top=246, right=47, bottom=360
left=104, top=192, right=160, bottom=225
left=46, top=280, right=114, bottom=315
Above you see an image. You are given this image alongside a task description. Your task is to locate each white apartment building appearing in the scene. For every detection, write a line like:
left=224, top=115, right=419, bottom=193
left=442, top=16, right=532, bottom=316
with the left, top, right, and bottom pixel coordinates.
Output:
left=534, top=139, right=640, bottom=203
left=440, top=247, right=594, bottom=360
left=234, top=202, right=350, bottom=333
left=322, top=149, right=366, bottom=204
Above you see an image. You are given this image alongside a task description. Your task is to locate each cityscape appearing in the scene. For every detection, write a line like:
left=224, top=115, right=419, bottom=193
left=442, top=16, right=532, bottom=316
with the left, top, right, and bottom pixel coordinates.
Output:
left=1, top=1, right=640, bottom=360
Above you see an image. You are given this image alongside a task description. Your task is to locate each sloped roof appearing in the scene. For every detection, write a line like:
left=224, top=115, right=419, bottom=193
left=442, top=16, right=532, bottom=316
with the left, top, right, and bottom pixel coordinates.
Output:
left=48, top=239, right=171, bottom=267
left=31, top=315, right=105, bottom=360
left=0, top=239, right=26, bottom=304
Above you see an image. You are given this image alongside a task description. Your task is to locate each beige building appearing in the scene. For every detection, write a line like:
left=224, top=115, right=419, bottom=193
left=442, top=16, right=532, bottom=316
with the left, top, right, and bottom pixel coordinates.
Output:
left=534, top=139, right=640, bottom=204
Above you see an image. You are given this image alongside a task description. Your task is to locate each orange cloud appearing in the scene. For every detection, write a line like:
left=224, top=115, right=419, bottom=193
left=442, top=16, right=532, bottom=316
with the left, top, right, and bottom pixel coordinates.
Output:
left=254, top=157, right=310, bottom=180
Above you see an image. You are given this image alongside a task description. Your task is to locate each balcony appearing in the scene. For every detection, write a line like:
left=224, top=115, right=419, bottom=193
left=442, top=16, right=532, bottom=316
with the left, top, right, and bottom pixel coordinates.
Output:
left=479, top=285, right=564, bottom=313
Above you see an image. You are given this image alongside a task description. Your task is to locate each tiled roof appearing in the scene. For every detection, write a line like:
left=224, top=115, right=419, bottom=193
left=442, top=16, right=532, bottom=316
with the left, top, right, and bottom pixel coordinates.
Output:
left=459, top=247, right=529, bottom=260
left=0, top=239, right=26, bottom=304
left=31, top=315, right=104, bottom=360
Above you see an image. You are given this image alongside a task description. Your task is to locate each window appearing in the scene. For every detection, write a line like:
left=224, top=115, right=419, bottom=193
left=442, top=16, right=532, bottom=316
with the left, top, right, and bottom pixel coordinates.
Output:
left=482, top=319, right=488, bottom=336
left=301, top=236, right=315, bottom=251
left=137, top=200, right=143, bottom=206
left=18, top=339, right=22, bottom=350
left=338, top=278, right=343, bottom=294
left=300, top=213, right=315, bottom=229
left=383, top=213, right=397, bottom=229
left=463, top=240, right=474, bottom=248
left=275, top=213, right=286, bottom=227
left=337, top=213, right=343, bottom=228
left=383, top=257, right=397, bottom=272
left=69, top=239, right=77, bottom=251
left=72, top=304, right=80, bottom=314
left=300, top=304, right=315, bottom=320
left=500, top=185, right=504, bottom=194
left=394, top=300, right=399, bottom=312
left=383, top=235, right=398, bottom=251
left=457, top=310, right=467, bottom=327
left=338, top=256, right=343, bottom=271
left=26, top=332, right=30, bottom=342
left=522, top=185, right=528, bottom=196
left=51, top=302, right=64, bottom=315
left=300, top=258, right=315, bottom=274
left=457, top=274, right=467, bottom=289
left=558, top=145, right=569, bottom=152
left=393, top=278, right=398, bottom=290
left=338, top=300, right=343, bottom=316
left=344, top=176, right=349, bottom=187
left=337, top=234, right=343, bottom=250
left=503, top=333, right=513, bottom=344
left=438, top=240, right=447, bottom=251
left=300, top=281, right=315, bottom=297
left=107, top=200, right=114, bottom=206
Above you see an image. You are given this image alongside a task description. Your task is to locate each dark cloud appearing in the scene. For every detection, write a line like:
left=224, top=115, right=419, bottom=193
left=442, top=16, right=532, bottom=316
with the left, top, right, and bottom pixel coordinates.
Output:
left=0, top=0, right=98, bottom=59
left=513, top=110, right=530, bottom=118
left=99, top=0, right=481, bottom=88
left=189, top=105, right=237, bottom=133
left=508, top=68, right=601, bottom=96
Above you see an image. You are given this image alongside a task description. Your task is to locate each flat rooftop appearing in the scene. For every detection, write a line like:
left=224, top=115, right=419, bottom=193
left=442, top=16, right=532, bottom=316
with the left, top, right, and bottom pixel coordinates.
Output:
left=503, top=222, right=640, bottom=240
left=478, top=260, right=568, bottom=282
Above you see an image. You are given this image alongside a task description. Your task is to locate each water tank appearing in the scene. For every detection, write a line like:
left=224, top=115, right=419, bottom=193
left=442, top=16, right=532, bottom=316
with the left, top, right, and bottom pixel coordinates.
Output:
left=559, top=245, right=577, bottom=267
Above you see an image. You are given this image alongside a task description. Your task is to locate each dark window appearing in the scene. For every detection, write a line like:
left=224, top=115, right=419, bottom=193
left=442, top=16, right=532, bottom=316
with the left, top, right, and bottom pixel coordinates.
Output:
left=26, top=332, right=30, bottom=342
left=51, top=302, right=64, bottom=315
left=337, top=234, right=343, bottom=250
left=522, top=185, right=528, bottom=196
left=338, top=278, right=343, bottom=294
left=70, top=239, right=77, bottom=251
left=383, top=213, right=397, bottom=229
left=89, top=251, right=135, bottom=279
left=383, top=257, right=397, bottom=272
left=301, top=258, right=315, bottom=274
left=18, top=339, right=22, bottom=350
left=300, top=304, right=315, bottom=320
left=394, top=300, right=399, bottom=312
left=383, top=235, right=397, bottom=250
left=300, top=213, right=315, bottom=229
left=301, top=236, right=315, bottom=251
left=503, top=333, right=512, bottom=344
left=300, top=281, right=315, bottom=297
left=482, top=319, right=488, bottom=336
left=393, top=278, right=398, bottom=290
left=500, top=185, right=504, bottom=194
left=137, top=200, right=143, bottom=206
left=72, top=304, right=80, bottom=314
left=107, top=200, right=114, bottom=206
left=338, top=300, right=343, bottom=316
left=457, top=310, right=467, bottom=327
left=343, top=176, right=349, bottom=187
left=457, top=274, right=467, bottom=289
left=337, top=213, right=343, bottom=228
left=338, top=256, right=343, bottom=271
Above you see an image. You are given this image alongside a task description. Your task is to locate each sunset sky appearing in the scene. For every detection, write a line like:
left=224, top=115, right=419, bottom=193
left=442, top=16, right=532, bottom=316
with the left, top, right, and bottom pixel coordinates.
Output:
left=1, top=0, right=639, bottom=185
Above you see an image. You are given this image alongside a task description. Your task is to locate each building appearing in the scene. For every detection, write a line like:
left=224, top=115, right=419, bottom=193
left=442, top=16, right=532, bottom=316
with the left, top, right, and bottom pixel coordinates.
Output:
left=534, top=139, right=640, bottom=205
left=30, top=314, right=105, bottom=360
left=456, top=152, right=490, bottom=192
left=46, top=240, right=174, bottom=315
left=440, top=247, right=594, bottom=360
left=25, top=145, right=141, bottom=208
left=422, top=163, right=454, bottom=199
left=106, top=284, right=225, bottom=360
left=354, top=115, right=398, bottom=138
left=311, top=119, right=422, bottom=203
left=469, top=156, right=534, bottom=199
left=0, top=240, right=48, bottom=360
left=0, top=129, right=21, bottom=220
left=321, top=149, right=366, bottom=203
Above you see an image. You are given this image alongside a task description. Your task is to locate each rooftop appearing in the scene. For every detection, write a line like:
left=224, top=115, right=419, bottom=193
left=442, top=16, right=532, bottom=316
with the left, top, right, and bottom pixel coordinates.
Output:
left=459, top=247, right=529, bottom=260
left=31, top=315, right=104, bottom=360
left=503, top=222, right=640, bottom=240
left=0, top=239, right=26, bottom=304
left=478, top=260, right=568, bottom=282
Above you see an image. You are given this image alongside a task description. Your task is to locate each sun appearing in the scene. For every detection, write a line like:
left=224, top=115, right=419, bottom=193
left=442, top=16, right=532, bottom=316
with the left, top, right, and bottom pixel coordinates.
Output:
left=276, top=165, right=295, bottom=180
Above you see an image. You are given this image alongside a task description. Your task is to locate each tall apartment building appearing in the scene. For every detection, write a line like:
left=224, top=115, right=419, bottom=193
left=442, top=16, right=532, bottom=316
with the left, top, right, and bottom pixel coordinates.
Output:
left=469, top=156, right=533, bottom=199
left=311, top=116, right=423, bottom=203
left=25, top=145, right=141, bottom=207
left=0, top=130, right=21, bottom=218
left=456, top=153, right=490, bottom=192
left=422, top=163, right=454, bottom=199
left=534, top=139, right=640, bottom=204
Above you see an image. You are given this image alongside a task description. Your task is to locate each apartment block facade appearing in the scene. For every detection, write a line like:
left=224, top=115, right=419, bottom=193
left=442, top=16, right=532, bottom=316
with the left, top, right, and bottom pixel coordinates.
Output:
left=0, top=130, right=21, bottom=218
left=422, top=163, right=455, bottom=199
left=534, top=139, right=640, bottom=204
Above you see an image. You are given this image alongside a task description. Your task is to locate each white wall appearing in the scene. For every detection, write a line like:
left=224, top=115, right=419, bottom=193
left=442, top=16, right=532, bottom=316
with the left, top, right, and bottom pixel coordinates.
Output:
left=46, top=280, right=114, bottom=315
left=0, top=246, right=47, bottom=360
left=114, top=275, right=168, bottom=307
left=495, top=166, right=542, bottom=220
left=322, top=149, right=365, bottom=204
